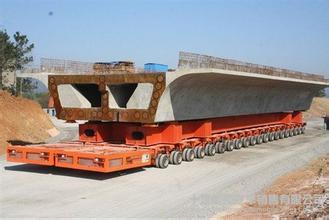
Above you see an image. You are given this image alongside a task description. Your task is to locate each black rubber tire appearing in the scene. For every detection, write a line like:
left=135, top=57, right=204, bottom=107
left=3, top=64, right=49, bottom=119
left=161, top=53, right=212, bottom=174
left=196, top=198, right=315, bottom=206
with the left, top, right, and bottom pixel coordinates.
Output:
left=301, top=126, right=306, bottom=134
left=269, top=132, right=275, bottom=141
left=182, top=148, right=189, bottom=161
left=187, top=148, right=195, bottom=161
left=199, top=147, right=205, bottom=158
left=173, top=151, right=182, bottom=165
left=296, top=127, right=301, bottom=135
left=155, top=154, right=160, bottom=168
left=232, top=139, right=237, bottom=149
left=226, top=140, right=234, bottom=151
left=250, top=136, right=257, bottom=146
left=293, top=128, right=298, bottom=136
left=234, top=139, right=242, bottom=149
left=279, top=131, right=285, bottom=139
left=156, top=154, right=169, bottom=169
left=274, top=131, right=280, bottom=140
left=242, top=137, right=250, bottom=148
left=160, top=154, right=169, bottom=168
left=169, top=151, right=175, bottom=164
left=204, top=143, right=210, bottom=155
left=215, top=141, right=225, bottom=153
left=195, top=146, right=205, bottom=159
left=263, top=133, right=269, bottom=143
left=224, top=140, right=230, bottom=151
left=289, top=129, right=294, bottom=137
left=206, top=143, right=216, bottom=156
left=256, top=135, right=263, bottom=144
left=284, top=130, right=289, bottom=138
left=240, top=137, right=245, bottom=146
left=193, top=147, right=198, bottom=158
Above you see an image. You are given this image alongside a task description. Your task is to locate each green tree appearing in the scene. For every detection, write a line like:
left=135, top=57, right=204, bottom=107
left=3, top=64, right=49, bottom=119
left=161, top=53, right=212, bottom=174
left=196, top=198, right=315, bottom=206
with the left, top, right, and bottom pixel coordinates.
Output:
left=0, top=30, right=34, bottom=92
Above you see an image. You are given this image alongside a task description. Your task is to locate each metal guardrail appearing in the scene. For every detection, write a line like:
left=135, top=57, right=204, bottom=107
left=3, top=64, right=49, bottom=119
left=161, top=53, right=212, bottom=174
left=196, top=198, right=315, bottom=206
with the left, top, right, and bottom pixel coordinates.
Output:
left=20, top=58, right=146, bottom=74
left=178, top=51, right=328, bottom=83
left=40, top=58, right=94, bottom=74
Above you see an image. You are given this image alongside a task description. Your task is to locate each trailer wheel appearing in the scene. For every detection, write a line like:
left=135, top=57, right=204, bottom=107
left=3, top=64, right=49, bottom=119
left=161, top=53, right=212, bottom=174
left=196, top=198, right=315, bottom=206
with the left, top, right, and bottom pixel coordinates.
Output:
left=224, top=140, right=230, bottom=151
left=269, top=132, right=275, bottom=141
left=205, top=143, right=216, bottom=156
left=301, top=126, right=306, bottom=134
left=156, top=154, right=169, bottom=169
left=187, top=148, right=195, bottom=161
left=279, top=131, right=285, bottom=139
left=284, top=130, right=289, bottom=138
left=226, top=140, right=234, bottom=151
left=232, top=139, right=237, bottom=148
left=263, top=133, right=269, bottom=143
left=183, top=148, right=194, bottom=162
left=194, top=146, right=205, bottom=159
left=293, top=128, right=298, bottom=136
left=240, top=137, right=245, bottom=146
left=215, top=141, right=225, bottom=154
left=169, top=151, right=175, bottom=164
left=256, top=135, right=263, bottom=144
left=194, top=147, right=199, bottom=158
left=274, top=131, right=280, bottom=140
left=289, top=129, right=294, bottom=137
left=172, top=151, right=182, bottom=165
left=234, top=139, right=242, bottom=149
left=182, top=148, right=188, bottom=161
left=250, top=136, right=257, bottom=146
left=242, top=137, right=250, bottom=148
left=205, top=143, right=210, bottom=155
left=296, top=127, right=301, bottom=135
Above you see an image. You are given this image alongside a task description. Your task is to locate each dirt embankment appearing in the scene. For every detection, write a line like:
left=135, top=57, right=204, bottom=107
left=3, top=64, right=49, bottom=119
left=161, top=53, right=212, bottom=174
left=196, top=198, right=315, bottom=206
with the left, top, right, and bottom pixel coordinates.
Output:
left=305, top=97, right=329, bottom=120
left=0, top=91, right=56, bottom=155
left=218, top=155, right=329, bottom=219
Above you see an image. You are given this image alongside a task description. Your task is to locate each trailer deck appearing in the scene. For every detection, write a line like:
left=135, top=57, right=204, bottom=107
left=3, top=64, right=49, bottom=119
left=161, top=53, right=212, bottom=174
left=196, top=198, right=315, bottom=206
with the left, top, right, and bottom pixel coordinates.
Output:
left=7, top=112, right=306, bottom=172
left=7, top=142, right=153, bottom=172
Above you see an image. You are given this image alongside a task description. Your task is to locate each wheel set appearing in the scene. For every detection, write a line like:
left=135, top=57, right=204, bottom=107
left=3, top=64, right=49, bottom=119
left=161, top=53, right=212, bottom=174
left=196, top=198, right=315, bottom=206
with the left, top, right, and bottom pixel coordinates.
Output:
left=155, top=125, right=305, bottom=169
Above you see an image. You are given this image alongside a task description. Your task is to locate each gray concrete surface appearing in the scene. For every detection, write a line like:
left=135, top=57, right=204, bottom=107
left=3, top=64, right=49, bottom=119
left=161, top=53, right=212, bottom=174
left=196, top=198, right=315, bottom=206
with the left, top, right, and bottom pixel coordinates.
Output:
left=57, top=84, right=92, bottom=108
left=17, top=72, right=50, bottom=89
left=1, top=118, right=329, bottom=218
left=45, top=117, right=79, bottom=144
left=18, top=53, right=328, bottom=123
left=155, top=71, right=326, bottom=122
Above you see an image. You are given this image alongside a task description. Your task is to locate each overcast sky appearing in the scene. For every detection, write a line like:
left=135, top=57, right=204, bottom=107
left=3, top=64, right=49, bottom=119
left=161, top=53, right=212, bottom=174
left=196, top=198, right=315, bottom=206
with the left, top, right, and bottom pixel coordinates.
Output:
left=1, top=0, right=329, bottom=79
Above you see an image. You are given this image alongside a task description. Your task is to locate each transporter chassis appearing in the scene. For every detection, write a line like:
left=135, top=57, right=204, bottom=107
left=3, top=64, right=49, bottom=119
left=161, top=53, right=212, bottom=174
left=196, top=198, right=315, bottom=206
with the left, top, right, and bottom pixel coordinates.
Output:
left=7, top=112, right=305, bottom=173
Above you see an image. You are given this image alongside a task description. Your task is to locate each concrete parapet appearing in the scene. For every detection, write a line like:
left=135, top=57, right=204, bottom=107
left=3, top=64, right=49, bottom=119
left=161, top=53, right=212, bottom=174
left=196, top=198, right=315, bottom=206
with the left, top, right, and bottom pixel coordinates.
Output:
left=178, top=51, right=328, bottom=83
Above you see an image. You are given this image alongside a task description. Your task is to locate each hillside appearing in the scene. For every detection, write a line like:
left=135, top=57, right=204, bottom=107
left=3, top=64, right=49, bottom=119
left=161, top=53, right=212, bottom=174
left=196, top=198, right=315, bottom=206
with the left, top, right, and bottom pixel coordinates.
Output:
left=0, top=91, right=56, bottom=155
left=304, top=97, right=329, bottom=119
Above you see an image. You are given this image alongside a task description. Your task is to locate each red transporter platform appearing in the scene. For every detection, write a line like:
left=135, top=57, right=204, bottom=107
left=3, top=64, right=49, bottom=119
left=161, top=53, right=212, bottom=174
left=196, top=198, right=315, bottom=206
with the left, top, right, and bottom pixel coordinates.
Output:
left=7, top=112, right=305, bottom=172
left=8, top=52, right=327, bottom=173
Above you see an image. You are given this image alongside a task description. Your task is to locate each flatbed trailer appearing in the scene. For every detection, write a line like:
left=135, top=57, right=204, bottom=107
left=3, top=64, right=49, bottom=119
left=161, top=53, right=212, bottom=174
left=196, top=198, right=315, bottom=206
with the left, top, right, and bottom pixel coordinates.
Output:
left=7, top=112, right=305, bottom=172
left=6, top=52, right=328, bottom=173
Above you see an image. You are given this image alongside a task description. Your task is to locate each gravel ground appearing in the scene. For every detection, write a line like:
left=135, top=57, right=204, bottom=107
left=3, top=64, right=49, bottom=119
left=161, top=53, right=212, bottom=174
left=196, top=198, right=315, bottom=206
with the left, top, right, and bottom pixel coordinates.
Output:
left=45, top=117, right=79, bottom=143
left=0, top=118, right=328, bottom=218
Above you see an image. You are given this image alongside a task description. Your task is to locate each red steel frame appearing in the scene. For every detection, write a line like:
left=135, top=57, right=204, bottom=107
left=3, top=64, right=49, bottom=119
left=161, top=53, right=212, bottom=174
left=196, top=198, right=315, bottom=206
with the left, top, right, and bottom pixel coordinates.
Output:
left=7, top=111, right=305, bottom=173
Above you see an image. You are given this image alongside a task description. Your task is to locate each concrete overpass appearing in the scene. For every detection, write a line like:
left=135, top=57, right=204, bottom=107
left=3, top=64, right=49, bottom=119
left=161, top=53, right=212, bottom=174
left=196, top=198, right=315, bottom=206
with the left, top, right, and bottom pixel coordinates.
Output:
left=17, top=58, right=94, bottom=108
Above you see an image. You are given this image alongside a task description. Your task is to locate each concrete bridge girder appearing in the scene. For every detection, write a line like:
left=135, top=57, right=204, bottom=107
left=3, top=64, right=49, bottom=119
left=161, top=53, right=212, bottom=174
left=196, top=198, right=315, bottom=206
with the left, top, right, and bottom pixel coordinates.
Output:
left=155, top=69, right=325, bottom=122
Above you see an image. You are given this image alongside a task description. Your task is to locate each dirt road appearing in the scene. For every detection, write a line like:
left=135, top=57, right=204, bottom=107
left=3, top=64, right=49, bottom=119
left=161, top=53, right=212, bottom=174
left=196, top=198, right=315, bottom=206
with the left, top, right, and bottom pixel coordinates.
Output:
left=1, top=118, right=329, bottom=218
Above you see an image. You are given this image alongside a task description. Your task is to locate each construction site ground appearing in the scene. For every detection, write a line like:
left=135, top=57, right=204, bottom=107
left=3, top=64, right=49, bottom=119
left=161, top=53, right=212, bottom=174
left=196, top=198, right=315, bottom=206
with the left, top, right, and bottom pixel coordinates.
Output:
left=1, top=117, right=328, bottom=218
left=217, top=155, right=329, bottom=219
